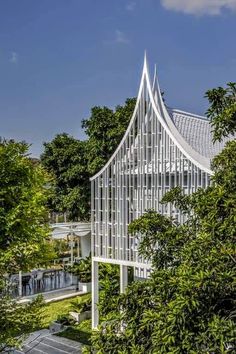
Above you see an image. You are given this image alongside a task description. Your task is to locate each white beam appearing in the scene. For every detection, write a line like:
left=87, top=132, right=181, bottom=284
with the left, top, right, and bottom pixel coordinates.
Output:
left=92, top=256, right=150, bottom=269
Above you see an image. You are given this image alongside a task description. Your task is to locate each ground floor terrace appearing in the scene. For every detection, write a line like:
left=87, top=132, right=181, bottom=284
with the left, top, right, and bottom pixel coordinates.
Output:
left=3, top=221, right=91, bottom=302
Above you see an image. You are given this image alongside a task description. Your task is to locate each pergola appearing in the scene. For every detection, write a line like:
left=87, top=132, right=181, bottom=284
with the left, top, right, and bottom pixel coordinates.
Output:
left=51, top=222, right=91, bottom=264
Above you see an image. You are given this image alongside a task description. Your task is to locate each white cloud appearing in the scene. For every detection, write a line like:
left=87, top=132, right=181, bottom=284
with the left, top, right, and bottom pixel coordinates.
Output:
left=9, top=52, right=18, bottom=64
left=103, top=30, right=130, bottom=45
left=115, top=30, right=130, bottom=44
left=161, top=0, right=236, bottom=15
left=126, top=1, right=136, bottom=11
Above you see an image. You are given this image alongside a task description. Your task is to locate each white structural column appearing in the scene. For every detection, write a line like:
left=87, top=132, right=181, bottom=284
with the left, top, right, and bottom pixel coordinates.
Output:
left=120, top=265, right=128, bottom=293
left=92, top=260, right=99, bottom=329
left=18, top=270, right=22, bottom=297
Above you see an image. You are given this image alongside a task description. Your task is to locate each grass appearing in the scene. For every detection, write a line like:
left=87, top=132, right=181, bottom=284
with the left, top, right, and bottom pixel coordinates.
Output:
left=38, top=294, right=92, bottom=346
left=40, top=294, right=90, bottom=328
left=56, top=319, right=92, bottom=346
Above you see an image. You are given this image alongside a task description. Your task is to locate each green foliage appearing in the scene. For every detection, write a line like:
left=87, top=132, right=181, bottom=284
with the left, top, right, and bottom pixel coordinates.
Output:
left=90, top=85, right=236, bottom=353
left=70, top=259, right=121, bottom=320
left=69, top=255, right=92, bottom=283
left=41, top=133, right=90, bottom=221
left=58, top=319, right=92, bottom=347
left=0, top=139, right=55, bottom=274
left=71, top=258, right=122, bottom=322
left=0, top=139, right=55, bottom=351
left=0, top=294, right=45, bottom=352
left=41, top=297, right=92, bottom=347
left=82, top=98, right=136, bottom=175
left=70, top=258, right=121, bottom=318
left=98, top=263, right=120, bottom=320
left=205, top=82, right=236, bottom=142
left=71, top=296, right=91, bottom=314
left=129, top=211, right=182, bottom=269
left=41, top=98, right=136, bottom=220
left=161, top=186, right=192, bottom=215
left=56, top=313, right=76, bottom=326
left=40, top=294, right=90, bottom=328
left=52, top=239, right=69, bottom=258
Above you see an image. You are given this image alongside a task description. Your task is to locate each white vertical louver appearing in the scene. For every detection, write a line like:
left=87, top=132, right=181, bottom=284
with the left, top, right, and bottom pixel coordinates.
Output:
left=90, top=55, right=213, bottom=267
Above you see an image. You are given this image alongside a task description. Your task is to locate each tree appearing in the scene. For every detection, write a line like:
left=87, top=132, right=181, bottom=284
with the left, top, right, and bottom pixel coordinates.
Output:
left=70, top=257, right=120, bottom=318
left=90, top=84, right=236, bottom=353
left=82, top=98, right=136, bottom=175
left=41, top=133, right=90, bottom=221
left=205, top=82, right=236, bottom=142
left=98, top=263, right=120, bottom=321
left=0, top=139, right=54, bottom=351
left=0, top=295, right=44, bottom=353
left=41, top=98, right=136, bottom=220
left=0, top=139, right=55, bottom=273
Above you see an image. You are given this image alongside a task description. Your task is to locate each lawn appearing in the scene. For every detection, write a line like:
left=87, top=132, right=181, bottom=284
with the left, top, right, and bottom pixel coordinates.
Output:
left=39, top=294, right=92, bottom=346
left=57, top=319, right=92, bottom=346
left=40, top=294, right=90, bottom=328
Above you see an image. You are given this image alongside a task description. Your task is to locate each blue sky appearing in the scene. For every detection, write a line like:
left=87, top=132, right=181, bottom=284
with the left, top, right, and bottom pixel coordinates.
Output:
left=0, top=0, right=236, bottom=157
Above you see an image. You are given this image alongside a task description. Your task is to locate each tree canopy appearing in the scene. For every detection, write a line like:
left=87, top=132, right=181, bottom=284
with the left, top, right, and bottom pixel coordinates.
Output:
left=41, top=133, right=90, bottom=221
left=0, top=139, right=54, bottom=352
left=82, top=98, right=136, bottom=175
left=41, top=98, right=136, bottom=221
left=0, top=139, right=55, bottom=274
left=205, top=82, right=236, bottom=142
left=89, top=83, right=236, bottom=353
left=0, top=295, right=44, bottom=353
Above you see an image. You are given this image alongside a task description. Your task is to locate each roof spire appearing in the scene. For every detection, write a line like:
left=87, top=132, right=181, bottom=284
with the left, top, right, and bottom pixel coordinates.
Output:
left=144, top=50, right=147, bottom=64
left=154, top=63, right=157, bottom=79
left=142, top=50, right=148, bottom=74
left=152, top=63, right=157, bottom=91
left=152, top=63, right=165, bottom=116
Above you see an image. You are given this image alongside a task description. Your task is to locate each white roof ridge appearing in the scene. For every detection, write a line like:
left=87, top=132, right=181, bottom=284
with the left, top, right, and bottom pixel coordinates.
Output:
left=170, top=108, right=209, bottom=121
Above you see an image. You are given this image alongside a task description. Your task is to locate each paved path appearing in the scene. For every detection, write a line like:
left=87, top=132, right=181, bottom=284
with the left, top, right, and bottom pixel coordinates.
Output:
left=15, top=330, right=83, bottom=354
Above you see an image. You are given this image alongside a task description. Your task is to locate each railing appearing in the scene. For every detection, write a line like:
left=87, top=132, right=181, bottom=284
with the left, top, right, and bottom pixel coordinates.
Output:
left=7, top=268, right=78, bottom=298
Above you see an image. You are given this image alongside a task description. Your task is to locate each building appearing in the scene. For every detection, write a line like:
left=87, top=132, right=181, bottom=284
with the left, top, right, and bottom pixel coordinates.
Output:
left=90, top=55, right=230, bottom=328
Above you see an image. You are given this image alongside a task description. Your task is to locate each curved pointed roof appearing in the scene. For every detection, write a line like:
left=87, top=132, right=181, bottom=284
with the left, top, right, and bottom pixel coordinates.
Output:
left=168, top=109, right=231, bottom=159
left=151, top=63, right=233, bottom=170
left=91, top=55, right=231, bottom=181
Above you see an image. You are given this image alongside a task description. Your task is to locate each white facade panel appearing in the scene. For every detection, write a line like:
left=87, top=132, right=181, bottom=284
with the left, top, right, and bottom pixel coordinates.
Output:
left=90, top=55, right=229, bottom=327
left=90, top=56, right=215, bottom=267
